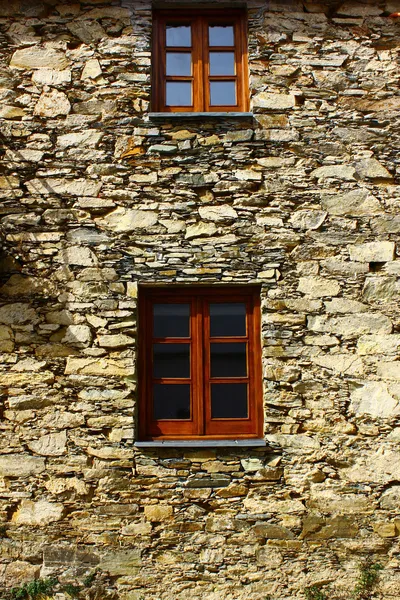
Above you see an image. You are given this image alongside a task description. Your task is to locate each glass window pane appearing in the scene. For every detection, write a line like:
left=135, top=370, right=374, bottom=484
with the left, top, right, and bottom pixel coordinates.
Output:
left=153, top=343, right=190, bottom=378
left=210, top=81, right=236, bottom=106
left=210, top=52, right=235, bottom=76
left=153, top=304, right=190, bottom=338
left=209, top=25, right=234, bottom=46
left=166, top=81, right=192, bottom=106
left=153, top=384, right=191, bottom=420
left=211, top=383, right=248, bottom=418
left=211, top=343, right=247, bottom=378
left=166, top=52, right=192, bottom=76
left=166, top=25, right=191, bottom=47
left=210, top=303, right=246, bottom=337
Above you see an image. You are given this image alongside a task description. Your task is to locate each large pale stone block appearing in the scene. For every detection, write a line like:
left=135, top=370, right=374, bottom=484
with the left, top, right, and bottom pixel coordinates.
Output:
left=0, top=303, right=37, bottom=325
left=58, top=246, right=97, bottom=266
left=57, top=130, right=104, bottom=149
left=34, top=90, right=71, bottom=117
left=12, top=500, right=64, bottom=526
left=357, top=335, right=400, bottom=355
left=244, top=497, right=306, bottom=514
left=321, top=189, right=381, bottom=216
left=355, top=158, right=393, bottom=180
left=28, top=431, right=67, bottom=457
left=252, top=92, right=296, bottom=109
left=350, top=382, right=400, bottom=418
left=377, top=362, right=400, bottom=381
left=290, top=210, right=327, bottom=230
left=97, top=334, right=134, bottom=348
left=298, top=277, right=340, bottom=298
left=96, top=207, right=158, bottom=232
left=32, top=68, right=71, bottom=85
left=311, top=166, right=356, bottom=180
left=10, top=47, right=70, bottom=70
left=348, top=241, right=395, bottom=263
left=307, top=313, right=392, bottom=337
left=313, top=354, right=363, bottom=376
left=199, top=205, right=237, bottom=222
left=100, top=550, right=142, bottom=576
left=344, top=448, right=400, bottom=484
left=65, top=357, right=135, bottom=377
left=363, top=276, right=399, bottom=302
left=0, top=454, right=45, bottom=477
left=62, top=325, right=92, bottom=347
left=185, top=222, right=217, bottom=239
left=144, top=505, right=173, bottom=522
left=308, top=487, right=374, bottom=514
left=26, top=178, right=102, bottom=197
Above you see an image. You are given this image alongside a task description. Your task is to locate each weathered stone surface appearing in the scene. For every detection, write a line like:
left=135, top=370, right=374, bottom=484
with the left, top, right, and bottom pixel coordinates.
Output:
left=10, top=47, right=70, bottom=70
left=363, top=276, right=399, bottom=302
left=185, top=222, right=217, bottom=239
left=348, top=242, right=395, bottom=263
left=344, top=449, right=400, bottom=484
left=298, top=277, right=340, bottom=298
left=28, top=431, right=67, bottom=457
left=290, top=210, right=327, bottom=230
left=357, top=335, right=400, bottom=355
left=144, top=505, right=173, bottom=522
left=0, top=455, right=45, bottom=477
left=34, top=89, right=71, bottom=117
left=95, top=207, right=158, bottom=232
left=32, top=68, right=71, bottom=85
left=198, top=205, right=237, bottom=222
left=58, top=247, right=97, bottom=266
left=377, top=362, right=400, bottom=381
left=311, top=166, right=356, bottom=180
left=100, top=550, right=141, bottom=575
left=26, top=178, right=102, bottom=197
left=67, top=20, right=106, bottom=45
left=253, top=93, right=296, bottom=109
left=0, top=303, right=37, bottom=325
left=12, top=500, right=64, bottom=526
left=57, top=130, right=104, bottom=148
left=308, top=313, right=392, bottom=337
left=313, top=354, right=363, bottom=376
left=65, top=357, right=134, bottom=377
left=321, top=189, right=381, bottom=216
left=355, top=158, right=393, bottom=180
left=380, top=486, right=400, bottom=510
left=350, top=382, right=400, bottom=418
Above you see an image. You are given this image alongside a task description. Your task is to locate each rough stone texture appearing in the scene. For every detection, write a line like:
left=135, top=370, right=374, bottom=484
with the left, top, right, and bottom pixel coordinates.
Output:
left=0, top=1, right=400, bottom=599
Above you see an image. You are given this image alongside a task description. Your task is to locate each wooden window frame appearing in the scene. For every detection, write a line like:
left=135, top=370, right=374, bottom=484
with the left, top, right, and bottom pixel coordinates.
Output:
left=138, top=287, right=263, bottom=441
left=152, top=9, right=249, bottom=113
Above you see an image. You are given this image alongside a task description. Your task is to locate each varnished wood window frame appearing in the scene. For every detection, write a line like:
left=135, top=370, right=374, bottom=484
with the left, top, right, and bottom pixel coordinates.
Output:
left=139, top=287, right=263, bottom=441
left=152, top=9, right=249, bottom=113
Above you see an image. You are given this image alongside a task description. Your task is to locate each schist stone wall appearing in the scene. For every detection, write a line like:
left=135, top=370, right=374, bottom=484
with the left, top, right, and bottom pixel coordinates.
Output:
left=0, top=0, right=400, bottom=598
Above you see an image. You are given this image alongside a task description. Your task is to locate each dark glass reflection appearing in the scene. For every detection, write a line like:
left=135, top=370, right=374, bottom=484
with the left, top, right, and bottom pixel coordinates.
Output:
left=166, top=81, right=192, bottom=106
left=209, top=25, right=234, bottom=46
left=166, top=25, right=191, bottom=47
left=153, top=304, right=190, bottom=338
left=211, top=383, right=248, bottom=418
left=209, top=52, right=235, bottom=75
left=210, top=303, right=246, bottom=337
left=153, top=384, right=190, bottom=419
left=153, top=344, right=190, bottom=378
left=210, top=81, right=236, bottom=106
left=166, top=52, right=192, bottom=76
left=211, top=343, right=247, bottom=377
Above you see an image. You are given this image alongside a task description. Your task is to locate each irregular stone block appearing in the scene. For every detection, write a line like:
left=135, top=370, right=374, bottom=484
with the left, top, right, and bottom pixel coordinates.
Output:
left=0, top=454, right=45, bottom=477
left=100, top=550, right=142, bottom=576
left=32, top=68, right=71, bottom=85
left=311, top=165, right=356, bottom=180
left=185, top=222, right=217, bottom=239
left=28, top=431, right=67, bottom=457
left=97, top=334, right=134, bottom=348
left=95, top=207, right=158, bottom=233
left=313, top=354, right=363, bottom=376
left=62, top=325, right=92, bottom=347
left=350, top=381, right=399, bottom=418
left=67, top=20, right=106, bottom=45
left=58, top=246, right=97, bottom=266
left=144, top=505, right=173, bottom=522
left=26, top=178, right=102, bottom=197
left=65, top=357, right=135, bottom=377
left=357, top=334, right=400, bottom=355
left=380, top=486, right=400, bottom=510
left=307, top=313, right=392, bottom=337
left=244, top=497, right=306, bottom=514
left=355, top=158, right=393, bottom=180
left=0, top=371, right=55, bottom=386
left=321, top=189, right=381, bottom=216
left=0, top=303, right=37, bottom=325
left=34, top=89, right=71, bottom=117
left=0, top=275, right=57, bottom=297
left=377, top=362, right=400, bottom=381
left=344, top=448, right=400, bottom=484
left=308, top=487, right=373, bottom=514
left=4, top=562, right=40, bottom=587
left=199, top=205, right=237, bottom=222
left=10, top=47, right=70, bottom=70
left=348, top=241, right=395, bottom=263
left=12, top=500, right=64, bottom=526
left=0, top=105, right=26, bottom=119
left=253, top=92, right=296, bottom=109
left=363, top=276, right=399, bottom=302
left=324, top=298, right=368, bottom=313
left=57, top=130, right=104, bottom=148
left=298, top=277, right=340, bottom=298
left=290, top=210, right=327, bottom=230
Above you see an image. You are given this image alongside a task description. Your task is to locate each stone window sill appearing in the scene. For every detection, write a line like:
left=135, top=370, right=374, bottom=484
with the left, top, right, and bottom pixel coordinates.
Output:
left=135, top=439, right=266, bottom=448
left=148, top=112, right=254, bottom=120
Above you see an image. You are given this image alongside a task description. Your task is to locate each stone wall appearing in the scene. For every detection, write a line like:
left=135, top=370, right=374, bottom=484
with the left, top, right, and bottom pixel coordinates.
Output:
left=0, top=0, right=400, bottom=598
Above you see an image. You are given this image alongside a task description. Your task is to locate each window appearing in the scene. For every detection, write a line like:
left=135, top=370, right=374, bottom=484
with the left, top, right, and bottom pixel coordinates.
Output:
left=138, top=287, right=262, bottom=440
left=152, top=9, right=249, bottom=113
